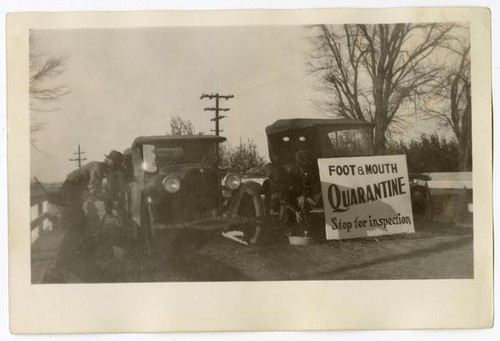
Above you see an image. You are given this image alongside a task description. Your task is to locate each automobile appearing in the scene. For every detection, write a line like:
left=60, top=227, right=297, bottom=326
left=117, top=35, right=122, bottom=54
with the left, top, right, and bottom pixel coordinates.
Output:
left=122, top=135, right=264, bottom=244
left=262, top=118, right=433, bottom=238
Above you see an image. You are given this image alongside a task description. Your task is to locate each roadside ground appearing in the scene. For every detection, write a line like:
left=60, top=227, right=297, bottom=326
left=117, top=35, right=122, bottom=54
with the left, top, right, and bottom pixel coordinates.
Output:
left=31, top=198, right=473, bottom=283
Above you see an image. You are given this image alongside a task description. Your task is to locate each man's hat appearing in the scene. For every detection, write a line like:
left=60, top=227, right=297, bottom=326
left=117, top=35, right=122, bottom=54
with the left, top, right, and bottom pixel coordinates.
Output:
left=104, top=150, right=124, bottom=166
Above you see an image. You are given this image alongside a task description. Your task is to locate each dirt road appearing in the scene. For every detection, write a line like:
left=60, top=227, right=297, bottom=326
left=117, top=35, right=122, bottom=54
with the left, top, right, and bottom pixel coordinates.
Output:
left=34, top=206, right=472, bottom=283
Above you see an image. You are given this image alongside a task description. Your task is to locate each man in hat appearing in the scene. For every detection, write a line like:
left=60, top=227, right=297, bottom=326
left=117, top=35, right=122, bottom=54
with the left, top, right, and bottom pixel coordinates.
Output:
left=101, top=151, right=129, bottom=219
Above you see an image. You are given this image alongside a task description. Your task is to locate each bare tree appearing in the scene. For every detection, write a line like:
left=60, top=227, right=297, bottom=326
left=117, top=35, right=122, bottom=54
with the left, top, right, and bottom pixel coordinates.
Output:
left=29, top=31, right=69, bottom=140
left=309, top=23, right=456, bottom=154
left=168, top=115, right=196, bottom=135
left=426, top=44, right=471, bottom=171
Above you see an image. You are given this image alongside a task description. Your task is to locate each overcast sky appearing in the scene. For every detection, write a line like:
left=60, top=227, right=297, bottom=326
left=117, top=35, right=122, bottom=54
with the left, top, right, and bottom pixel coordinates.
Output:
left=30, top=25, right=443, bottom=183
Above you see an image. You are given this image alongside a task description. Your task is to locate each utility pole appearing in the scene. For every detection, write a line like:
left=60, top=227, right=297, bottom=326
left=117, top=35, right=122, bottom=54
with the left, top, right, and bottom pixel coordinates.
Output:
left=200, top=93, right=234, bottom=136
left=200, top=93, right=234, bottom=165
left=69, top=144, right=87, bottom=173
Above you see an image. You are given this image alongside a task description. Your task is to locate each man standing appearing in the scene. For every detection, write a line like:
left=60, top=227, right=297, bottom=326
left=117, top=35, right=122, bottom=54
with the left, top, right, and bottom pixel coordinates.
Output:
left=46, top=150, right=124, bottom=282
left=293, top=149, right=321, bottom=236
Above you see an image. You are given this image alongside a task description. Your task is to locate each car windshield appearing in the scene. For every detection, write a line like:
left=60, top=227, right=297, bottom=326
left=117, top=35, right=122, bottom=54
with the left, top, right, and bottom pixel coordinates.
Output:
left=154, top=141, right=218, bottom=166
left=325, top=128, right=371, bottom=157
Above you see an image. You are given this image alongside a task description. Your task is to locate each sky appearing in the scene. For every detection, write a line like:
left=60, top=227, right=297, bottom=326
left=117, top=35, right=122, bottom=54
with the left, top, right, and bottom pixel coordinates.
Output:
left=30, top=25, right=450, bottom=183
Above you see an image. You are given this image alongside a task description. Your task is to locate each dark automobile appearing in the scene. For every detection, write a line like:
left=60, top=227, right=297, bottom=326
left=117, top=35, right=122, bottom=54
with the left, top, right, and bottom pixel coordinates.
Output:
left=123, top=135, right=263, bottom=241
left=263, top=118, right=432, bottom=237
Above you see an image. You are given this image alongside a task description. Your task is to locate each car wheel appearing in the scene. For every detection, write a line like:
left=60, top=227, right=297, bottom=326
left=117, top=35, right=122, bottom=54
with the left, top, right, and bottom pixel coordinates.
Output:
left=411, top=185, right=433, bottom=221
left=140, top=199, right=153, bottom=257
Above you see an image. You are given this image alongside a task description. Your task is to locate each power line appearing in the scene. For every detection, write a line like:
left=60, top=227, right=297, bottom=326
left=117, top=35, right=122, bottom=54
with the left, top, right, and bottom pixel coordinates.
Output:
left=69, top=144, right=87, bottom=173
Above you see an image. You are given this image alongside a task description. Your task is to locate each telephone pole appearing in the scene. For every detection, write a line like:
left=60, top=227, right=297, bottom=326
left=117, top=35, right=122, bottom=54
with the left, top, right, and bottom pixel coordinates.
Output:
left=200, top=93, right=234, bottom=136
left=69, top=144, right=87, bottom=173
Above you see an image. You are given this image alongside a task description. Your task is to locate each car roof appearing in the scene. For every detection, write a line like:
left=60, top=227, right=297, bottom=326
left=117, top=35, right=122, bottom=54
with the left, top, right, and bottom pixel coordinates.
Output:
left=132, top=135, right=226, bottom=147
left=265, top=118, right=373, bottom=135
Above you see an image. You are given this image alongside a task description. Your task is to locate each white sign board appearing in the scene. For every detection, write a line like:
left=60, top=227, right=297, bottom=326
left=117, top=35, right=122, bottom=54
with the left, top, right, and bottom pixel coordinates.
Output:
left=318, top=155, right=415, bottom=240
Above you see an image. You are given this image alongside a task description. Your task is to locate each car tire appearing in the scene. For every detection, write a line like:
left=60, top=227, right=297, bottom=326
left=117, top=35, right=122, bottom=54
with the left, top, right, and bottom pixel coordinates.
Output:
left=411, top=185, right=433, bottom=221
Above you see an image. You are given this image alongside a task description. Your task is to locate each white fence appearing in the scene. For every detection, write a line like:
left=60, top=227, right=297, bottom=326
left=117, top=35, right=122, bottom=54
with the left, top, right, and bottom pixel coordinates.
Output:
left=427, top=172, right=472, bottom=190
left=30, top=193, right=57, bottom=244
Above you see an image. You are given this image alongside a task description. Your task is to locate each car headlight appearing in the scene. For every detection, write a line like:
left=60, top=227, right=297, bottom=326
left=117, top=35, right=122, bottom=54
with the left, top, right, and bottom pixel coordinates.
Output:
left=224, top=173, right=241, bottom=191
left=163, top=176, right=181, bottom=193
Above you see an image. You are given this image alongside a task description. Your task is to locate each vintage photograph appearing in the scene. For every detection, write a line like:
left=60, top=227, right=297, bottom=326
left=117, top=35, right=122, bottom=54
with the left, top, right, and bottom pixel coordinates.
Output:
left=29, top=22, right=473, bottom=284
left=6, top=6, right=493, bottom=333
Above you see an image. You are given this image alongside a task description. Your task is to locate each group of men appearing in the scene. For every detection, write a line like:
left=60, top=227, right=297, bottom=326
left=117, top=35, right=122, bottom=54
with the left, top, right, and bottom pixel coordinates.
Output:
left=263, top=149, right=322, bottom=237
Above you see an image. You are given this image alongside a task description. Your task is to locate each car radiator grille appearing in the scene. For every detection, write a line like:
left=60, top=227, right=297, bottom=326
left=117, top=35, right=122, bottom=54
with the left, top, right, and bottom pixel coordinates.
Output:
left=178, top=169, right=220, bottom=222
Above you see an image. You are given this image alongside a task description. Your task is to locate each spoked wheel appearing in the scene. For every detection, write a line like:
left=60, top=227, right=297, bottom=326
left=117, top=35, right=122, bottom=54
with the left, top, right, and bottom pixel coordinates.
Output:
left=237, top=192, right=265, bottom=245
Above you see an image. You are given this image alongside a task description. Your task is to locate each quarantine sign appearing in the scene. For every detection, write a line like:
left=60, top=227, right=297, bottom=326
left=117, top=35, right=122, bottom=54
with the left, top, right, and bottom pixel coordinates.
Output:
left=318, top=155, right=415, bottom=240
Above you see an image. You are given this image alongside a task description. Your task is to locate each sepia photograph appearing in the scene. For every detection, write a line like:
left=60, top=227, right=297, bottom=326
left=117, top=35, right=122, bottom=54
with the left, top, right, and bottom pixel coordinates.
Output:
left=6, top=6, right=493, bottom=333
left=29, top=22, right=474, bottom=284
